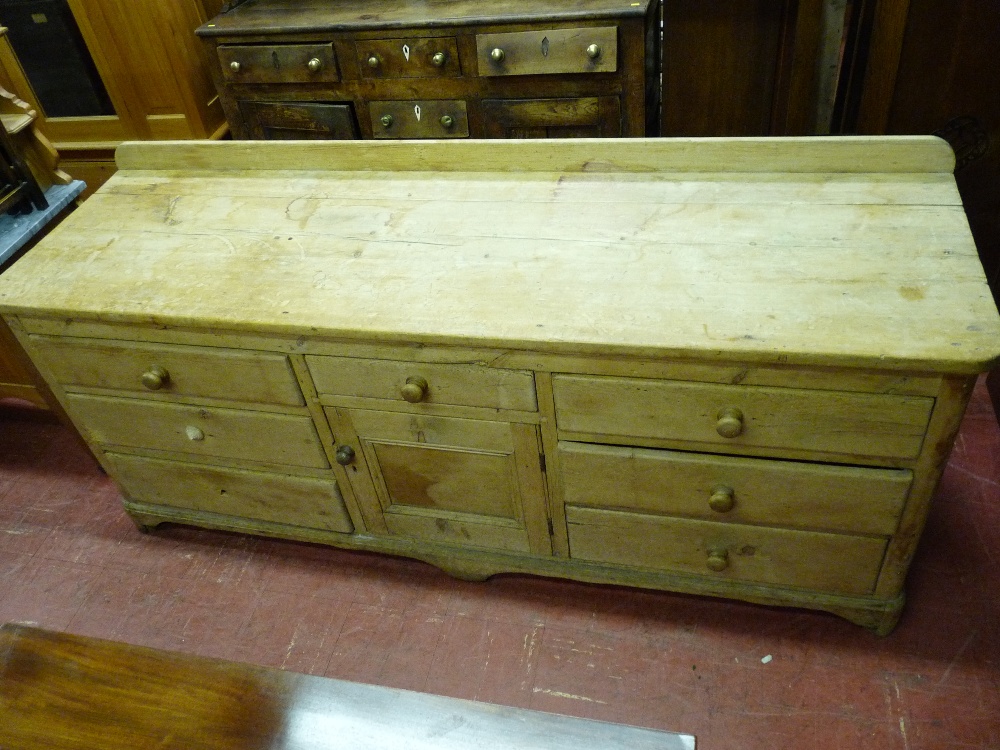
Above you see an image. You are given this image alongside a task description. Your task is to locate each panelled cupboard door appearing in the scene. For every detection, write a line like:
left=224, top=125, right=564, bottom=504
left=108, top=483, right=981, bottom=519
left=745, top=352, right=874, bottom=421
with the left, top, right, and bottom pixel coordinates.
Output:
left=327, top=408, right=550, bottom=555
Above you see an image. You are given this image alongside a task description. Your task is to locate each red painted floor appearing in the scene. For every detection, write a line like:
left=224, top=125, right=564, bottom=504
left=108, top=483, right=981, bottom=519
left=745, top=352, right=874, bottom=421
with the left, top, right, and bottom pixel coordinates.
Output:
left=1, top=381, right=998, bottom=749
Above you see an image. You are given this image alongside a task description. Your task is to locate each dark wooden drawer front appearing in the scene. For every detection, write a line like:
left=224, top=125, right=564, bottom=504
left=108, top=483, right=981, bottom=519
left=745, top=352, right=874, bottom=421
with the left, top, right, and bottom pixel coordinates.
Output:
left=219, top=44, right=339, bottom=84
left=477, top=27, right=617, bottom=77
left=370, top=100, right=469, bottom=139
left=480, top=97, right=621, bottom=138
left=357, top=37, right=461, bottom=79
left=239, top=101, right=357, bottom=140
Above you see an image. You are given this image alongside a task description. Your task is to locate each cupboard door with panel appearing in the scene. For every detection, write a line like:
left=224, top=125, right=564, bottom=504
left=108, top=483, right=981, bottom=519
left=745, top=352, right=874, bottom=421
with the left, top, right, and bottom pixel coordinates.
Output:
left=327, top=408, right=550, bottom=557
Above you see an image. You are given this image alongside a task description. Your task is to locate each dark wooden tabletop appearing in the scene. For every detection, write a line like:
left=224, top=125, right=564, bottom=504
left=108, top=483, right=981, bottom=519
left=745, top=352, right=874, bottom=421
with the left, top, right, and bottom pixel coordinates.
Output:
left=0, top=623, right=694, bottom=749
left=196, top=0, right=655, bottom=37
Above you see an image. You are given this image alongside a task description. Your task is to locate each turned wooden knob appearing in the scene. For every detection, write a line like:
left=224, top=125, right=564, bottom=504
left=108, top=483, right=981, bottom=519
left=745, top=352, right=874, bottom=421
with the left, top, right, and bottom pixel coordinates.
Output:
left=141, top=365, right=169, bottom=390
left=431, top=51, right=447, bottom=67
left=490, top=47, right=505, bottom=63
left=380, top=114, right=393, bottom=128
left=335, top=445, right=355, bottom=466
left=185, top=425, right=204, bottom=441
left=706, top=548, right=729, bottom=572
left=716, top=407, right=744, bottom=438
left=709, top=486, right=735, bottom=513
left=229, top=60, right=241, bottom=73
left=440, top=115, right=454, bottom=129
left=401, top=376, right=429, bottom=403
left=586, top=43, right=602, bottom=59
left=307, top=57, right=323, bottom=72
left=367, top=55, right=380, bottom=68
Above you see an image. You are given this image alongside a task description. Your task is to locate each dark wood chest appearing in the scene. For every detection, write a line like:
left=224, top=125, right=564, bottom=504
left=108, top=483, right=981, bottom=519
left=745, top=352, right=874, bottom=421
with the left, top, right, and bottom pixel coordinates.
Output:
left=197, top=0, right=660, bottom=140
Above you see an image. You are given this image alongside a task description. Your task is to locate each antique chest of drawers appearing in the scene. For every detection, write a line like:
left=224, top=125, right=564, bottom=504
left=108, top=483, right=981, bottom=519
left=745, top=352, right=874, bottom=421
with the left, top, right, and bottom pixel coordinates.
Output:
left=2, top=137, right=998, bottom=635
left=195, top=0, right=659, bottom=140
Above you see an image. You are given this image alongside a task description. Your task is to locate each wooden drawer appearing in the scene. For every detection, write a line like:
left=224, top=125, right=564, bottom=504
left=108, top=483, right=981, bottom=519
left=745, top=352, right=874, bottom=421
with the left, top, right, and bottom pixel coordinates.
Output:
left=480, top=97, right=622, bottom=138
left=218, top=43, right=339, bottom=83
left=105, top=453, right=353, bottom=533
left=357, top=37, right=461, bottom=79
left=559, top=442, right=912, bottom=535
left=65, top=394, right=329, bottom=469
left=552, top=375, right=934, bottom=461
left=567, top=506, right=887, bottom=596
left=306, top=355, right=537, bottom=411
left=239, top=101, right=358, bottom=140
left=476, top=27, right=617, bottom=77
left=369, top=100, right=469, bottom=139
left=28, top=336, right=304, bottom=406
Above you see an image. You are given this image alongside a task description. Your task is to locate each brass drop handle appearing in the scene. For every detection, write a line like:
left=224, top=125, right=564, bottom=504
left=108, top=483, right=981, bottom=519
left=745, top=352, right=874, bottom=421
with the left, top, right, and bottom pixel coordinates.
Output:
left=716, top=407, right=744, bottom=438
left=431, top=51, right=447, bottom=67
left=490, top=47, right=505, bottom=63
left=440, top=115, right=454, bottom=129
left=185, top=425, right=205, bottom=442
left=307, top=57, right=323, bottom=72
left=335, top=445, right=356, bottom=466
left=706, top=547, right=729, bottom=572
left=229, top=60, right=241, bottom=73
left=141, top=365, right=169, bottom=390
left=380, top=114, right=394, bottom=128
left=709, top=486, right=735, bottom=513
left=367, top=55, right=380, bottom=68
left=586, top=43, right=602, bottom=60
left=400, top=376, right=429, bottom=403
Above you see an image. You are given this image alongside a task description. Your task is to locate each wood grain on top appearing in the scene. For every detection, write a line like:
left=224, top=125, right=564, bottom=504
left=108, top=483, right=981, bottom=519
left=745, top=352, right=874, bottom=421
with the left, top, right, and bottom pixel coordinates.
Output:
left=1, top=137, right=997, bottom=373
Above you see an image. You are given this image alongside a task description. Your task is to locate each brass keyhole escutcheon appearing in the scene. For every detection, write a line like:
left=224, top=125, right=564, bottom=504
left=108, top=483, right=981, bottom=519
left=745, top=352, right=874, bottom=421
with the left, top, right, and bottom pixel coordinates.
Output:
left=141, top=365, right=169, bottom=390
left=716, top=407, right=744, bottom=438
left=335, top=445, right=356, bottom=466
left=709, top=486, right=735, bottom=513
left=706, top=548, right=729, bottom=572
left=401, top=376, right=429, bottom=403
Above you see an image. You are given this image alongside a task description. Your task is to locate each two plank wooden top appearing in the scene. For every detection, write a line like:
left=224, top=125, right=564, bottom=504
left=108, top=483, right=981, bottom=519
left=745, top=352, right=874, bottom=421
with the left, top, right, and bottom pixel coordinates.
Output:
left=1, top=137, right=998, bottom=374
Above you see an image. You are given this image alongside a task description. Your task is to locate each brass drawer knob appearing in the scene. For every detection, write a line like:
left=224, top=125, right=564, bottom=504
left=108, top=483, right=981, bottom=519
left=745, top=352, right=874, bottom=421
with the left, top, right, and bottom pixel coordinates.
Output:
left=490, top=47, right=505, bottom=63
left=141, top=365, right=169, bottom=390
left=229, top=60, right=241, bottom=73
left=380, top=114, right=394, bottom=128
left=431, top=51, right=447, bottom=67
left=709, top=486, right=735, bottom=513
left=440, top=115, right=454, bottom=129
left=586, top=43, right=602, bottom=60
left=367, top=55, right=380, bottom=68
left=706, top=548, right=729, bottom=572
left=185, top=425, right=205, bottom=442
left=401, top=376, right=429, bottom=403
left=335, top=445, right=355, bottom=466
left=716, top=407, right=744, bottom=438
left=307, top=57, right=323, bottom=72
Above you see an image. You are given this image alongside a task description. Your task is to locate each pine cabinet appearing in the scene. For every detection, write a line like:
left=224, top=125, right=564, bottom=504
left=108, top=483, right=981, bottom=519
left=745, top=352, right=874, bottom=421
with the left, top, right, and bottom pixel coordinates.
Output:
left=2, top=137, right=997, bottom=635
